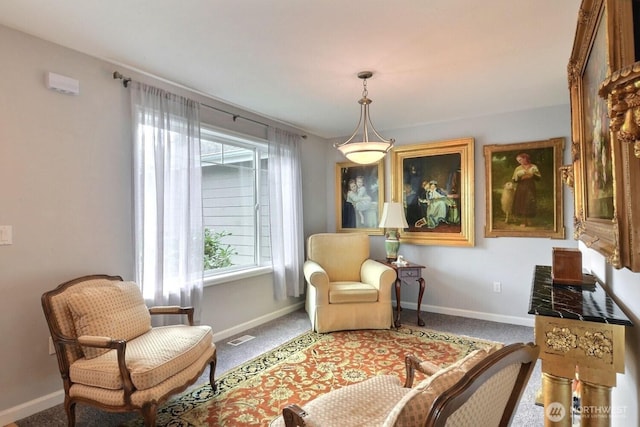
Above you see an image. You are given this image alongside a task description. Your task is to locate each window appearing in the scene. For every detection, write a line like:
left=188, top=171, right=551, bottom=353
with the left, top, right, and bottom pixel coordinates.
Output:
left=201, top=127, right=271, bottom=279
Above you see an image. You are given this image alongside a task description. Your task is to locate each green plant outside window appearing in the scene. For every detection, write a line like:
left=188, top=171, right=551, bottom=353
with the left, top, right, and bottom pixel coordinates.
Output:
left=204, top=228, right=237, bottom=270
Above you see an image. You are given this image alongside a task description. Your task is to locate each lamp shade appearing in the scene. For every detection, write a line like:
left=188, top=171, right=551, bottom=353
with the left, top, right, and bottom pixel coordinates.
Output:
left=338, top=142, right=390, bottom=164
left=379, top=202, right=409, bottom=229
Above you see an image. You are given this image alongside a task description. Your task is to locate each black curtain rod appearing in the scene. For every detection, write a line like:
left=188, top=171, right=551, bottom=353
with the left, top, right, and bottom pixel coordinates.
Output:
left=200, top=102, right=271, bottom=129
left=113, top=71, right=307, bottom=139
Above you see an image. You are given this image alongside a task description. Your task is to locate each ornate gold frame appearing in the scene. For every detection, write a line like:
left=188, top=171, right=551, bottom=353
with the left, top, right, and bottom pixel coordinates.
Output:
left=599, top=61, right=640, bottom=271
left=390, top=137, right=474, bottom=247
left=568, top=0, right=636, bottom=269
left=483, top=138, right=565, bottom=239
left=335, top=160, right=384, bottom=235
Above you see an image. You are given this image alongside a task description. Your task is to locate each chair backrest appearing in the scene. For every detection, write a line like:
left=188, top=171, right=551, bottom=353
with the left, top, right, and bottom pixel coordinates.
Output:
left=307, top=233, right=370, bottom=281
left=41, top=275, right=124, bottom=371
left=425, top=342, right=539, bottom=427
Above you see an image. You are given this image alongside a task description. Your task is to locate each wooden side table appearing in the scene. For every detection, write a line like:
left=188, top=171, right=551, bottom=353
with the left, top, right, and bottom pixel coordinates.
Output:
left=377, top=259, right=426, bottom=327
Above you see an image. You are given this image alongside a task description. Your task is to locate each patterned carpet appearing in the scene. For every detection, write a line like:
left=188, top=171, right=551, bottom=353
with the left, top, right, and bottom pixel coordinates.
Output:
left=125, top=327, right=499, bottom=426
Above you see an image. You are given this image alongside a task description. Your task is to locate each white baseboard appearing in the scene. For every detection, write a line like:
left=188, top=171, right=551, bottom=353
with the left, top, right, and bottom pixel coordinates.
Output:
left=211, top=301, right=305, bottom=343
left=0, top=302, right=305, bottom=426
left=0, top=389, right=64, bottom=426
left=405, top=302, right=535, bottom=328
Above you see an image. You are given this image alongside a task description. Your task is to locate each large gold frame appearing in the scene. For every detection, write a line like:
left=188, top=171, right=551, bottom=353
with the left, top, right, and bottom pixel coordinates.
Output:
left=568, top=0, right=636, bottom=269
left=390, top=137, right=474, bottom=247
left=599, top=63, right=640, bottom=271
left=484, top=137, right=565, bottom=239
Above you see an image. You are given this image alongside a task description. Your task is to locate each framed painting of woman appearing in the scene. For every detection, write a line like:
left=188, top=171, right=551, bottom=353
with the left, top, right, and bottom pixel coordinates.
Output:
left=484, top=138, right=565, bottom=238
left=390, top=137, right=474, bottom=247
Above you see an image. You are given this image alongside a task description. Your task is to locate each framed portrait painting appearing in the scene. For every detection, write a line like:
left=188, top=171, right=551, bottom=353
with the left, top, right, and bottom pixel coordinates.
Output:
left=568, top=0, right=636, bottom=268
left=390, top=137, right=474, bottom=247
left=335, top=160, right=384, bottom=235
left=483, top=138, right=565, bottom=239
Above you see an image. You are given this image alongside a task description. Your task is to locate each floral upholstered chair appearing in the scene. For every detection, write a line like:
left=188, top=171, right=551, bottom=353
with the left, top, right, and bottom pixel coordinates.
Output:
left=41, top=274, right=217, bottom=426
left=304, top=233, right=396, bottom=333
left=272, top=342, right=539, bottom=427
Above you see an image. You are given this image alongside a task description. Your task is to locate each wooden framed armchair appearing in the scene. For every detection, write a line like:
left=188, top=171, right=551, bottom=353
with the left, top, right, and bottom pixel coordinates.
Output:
left=304, top=233, right=396, bottom=333
left=272, top=342, right=539, bottom=427
left=41, top=274, right=217, bottom=426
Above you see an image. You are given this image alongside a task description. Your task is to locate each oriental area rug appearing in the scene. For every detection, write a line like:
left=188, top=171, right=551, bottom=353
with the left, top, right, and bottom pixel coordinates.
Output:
left=127, top=327, right=499, bottom=427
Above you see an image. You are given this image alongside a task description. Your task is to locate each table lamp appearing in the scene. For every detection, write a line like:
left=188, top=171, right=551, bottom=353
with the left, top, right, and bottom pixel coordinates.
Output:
left=379, top=202, right=409, bottom=261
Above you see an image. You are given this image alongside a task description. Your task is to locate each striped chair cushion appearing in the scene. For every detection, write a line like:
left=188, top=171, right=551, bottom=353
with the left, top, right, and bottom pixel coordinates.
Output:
left=67, top=281, right=151, bottom=359
left=70, top=324, right=213, bottom=390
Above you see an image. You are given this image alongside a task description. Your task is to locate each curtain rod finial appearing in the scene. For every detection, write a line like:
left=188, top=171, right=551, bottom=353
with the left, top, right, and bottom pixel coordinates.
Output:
left=113, top=71, right=132, bottom=88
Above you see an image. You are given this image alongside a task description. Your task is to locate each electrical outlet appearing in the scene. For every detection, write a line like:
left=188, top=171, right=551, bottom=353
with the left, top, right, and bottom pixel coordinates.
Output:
left=493, top=281, right=502, bottom=293
left=48, top=336, right=56, bottom=355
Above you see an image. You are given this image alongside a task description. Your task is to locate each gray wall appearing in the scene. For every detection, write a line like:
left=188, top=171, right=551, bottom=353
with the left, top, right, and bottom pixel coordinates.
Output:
left=0, top=24, right=325, bottom=421
left=0, top=25, right=134, bottom=413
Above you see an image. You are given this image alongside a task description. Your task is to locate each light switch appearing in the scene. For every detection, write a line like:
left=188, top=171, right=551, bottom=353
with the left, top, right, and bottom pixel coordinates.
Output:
left=0, top=226, right=13, bottom=245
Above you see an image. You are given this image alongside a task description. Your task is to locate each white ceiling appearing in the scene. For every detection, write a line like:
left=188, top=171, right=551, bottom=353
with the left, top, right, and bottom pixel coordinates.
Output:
left=0, top=0, right=581, bottom=139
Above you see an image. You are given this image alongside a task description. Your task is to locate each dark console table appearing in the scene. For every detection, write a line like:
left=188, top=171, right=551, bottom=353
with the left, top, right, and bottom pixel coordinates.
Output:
left=528, top=265, right=632, bottom=427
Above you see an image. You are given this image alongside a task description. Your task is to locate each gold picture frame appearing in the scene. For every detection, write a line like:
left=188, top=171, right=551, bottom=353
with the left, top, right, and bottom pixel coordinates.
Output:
left=335, top=160, right=384, bottom=235
left=390, top=137, right=474, bottom=247
left=483, top=138, right=565, bottom=239
left=568, top=0, right=636, bottom=268
left=600, top=61, right=640, bottom=272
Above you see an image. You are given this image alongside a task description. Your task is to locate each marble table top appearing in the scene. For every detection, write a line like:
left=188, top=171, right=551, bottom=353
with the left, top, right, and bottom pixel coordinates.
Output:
left=528, top=265, right=633, bottom=326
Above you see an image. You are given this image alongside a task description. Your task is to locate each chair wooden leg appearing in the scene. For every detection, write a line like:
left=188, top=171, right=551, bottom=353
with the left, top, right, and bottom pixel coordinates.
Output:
left=209, top=355, right=217, bottom=392
left=64, top=398, right=76, bottom=427
left=141, top=402, right=158, bottom=427
left=283, top=405, right=308, bottom=426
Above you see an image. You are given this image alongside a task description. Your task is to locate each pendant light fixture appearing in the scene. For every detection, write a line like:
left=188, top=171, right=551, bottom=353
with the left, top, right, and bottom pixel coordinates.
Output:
left=334, top=71, right=395, bottom=164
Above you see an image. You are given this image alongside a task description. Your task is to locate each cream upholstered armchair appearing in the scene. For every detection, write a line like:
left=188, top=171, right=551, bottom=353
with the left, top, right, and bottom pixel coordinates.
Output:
left=304, top=233, right=396, bottom=333
left=272, top=342, right=539, bottom=427
left=41, top=274, right=217, bottom=427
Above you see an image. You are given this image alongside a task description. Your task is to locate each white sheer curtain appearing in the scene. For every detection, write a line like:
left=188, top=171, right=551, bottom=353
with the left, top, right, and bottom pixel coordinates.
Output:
left=130, top=82, right=204, bottom=324
left=268, top=128, right=305, bottom=299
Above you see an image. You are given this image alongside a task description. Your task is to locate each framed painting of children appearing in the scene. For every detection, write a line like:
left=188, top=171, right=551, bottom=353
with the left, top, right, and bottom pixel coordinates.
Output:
left=335, top=160, right=384, bottom=235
